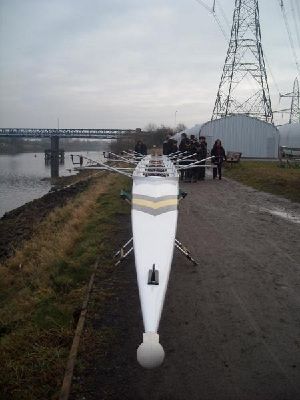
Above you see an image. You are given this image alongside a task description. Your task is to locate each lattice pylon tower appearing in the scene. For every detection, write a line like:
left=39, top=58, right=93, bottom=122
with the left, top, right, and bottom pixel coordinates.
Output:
left=289, top=77, right=299, bottom=124
left=280, top=78, right=300, bottom=124
left=212, top=0, right=273, bottom=123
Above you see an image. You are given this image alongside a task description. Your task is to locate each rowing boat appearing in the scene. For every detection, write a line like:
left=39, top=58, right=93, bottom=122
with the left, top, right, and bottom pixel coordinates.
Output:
left=132, top=156, right=179, bottom=368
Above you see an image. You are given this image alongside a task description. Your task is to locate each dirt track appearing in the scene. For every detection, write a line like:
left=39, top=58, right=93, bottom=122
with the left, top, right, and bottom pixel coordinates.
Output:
left=73, top=176, right=300, bottom=400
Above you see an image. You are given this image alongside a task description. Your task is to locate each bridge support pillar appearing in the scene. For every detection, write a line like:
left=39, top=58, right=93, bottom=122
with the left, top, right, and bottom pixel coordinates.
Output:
left=50, top=136, right=60, bottom=179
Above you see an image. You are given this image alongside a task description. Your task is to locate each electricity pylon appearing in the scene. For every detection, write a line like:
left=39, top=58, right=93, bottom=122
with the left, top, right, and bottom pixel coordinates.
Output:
left=280, top=77, right=300, bottom=124
left=212, top=0, right=273, bottom=123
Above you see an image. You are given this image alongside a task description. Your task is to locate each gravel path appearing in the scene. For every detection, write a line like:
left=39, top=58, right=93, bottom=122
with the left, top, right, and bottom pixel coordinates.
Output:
left=75, top=176, right=300, bottom=400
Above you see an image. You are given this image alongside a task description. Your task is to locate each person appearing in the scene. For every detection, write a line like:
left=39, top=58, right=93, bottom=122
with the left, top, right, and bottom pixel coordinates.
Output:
left=171, top=139, right=178, bottom=154
left=190, top=135, right=200, bottom=182
left=197, top=136, right=207, bottom=180
left=179, top=133, right=190, bottom=153
left=163, top=135, right=178, bottom=155
left=211, top=139, right=226, bottom=180
left=163, top=135, right=171, bottom=155
left=135, top=140, right=147, bottom=155
left=179, top=133, right=191, bottom=181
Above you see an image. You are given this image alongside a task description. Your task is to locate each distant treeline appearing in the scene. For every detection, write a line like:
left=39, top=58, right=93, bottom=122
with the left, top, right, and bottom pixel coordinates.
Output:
left=0, top=137, right=109, bottom=154
left=110, top=123, right=186, bottom=153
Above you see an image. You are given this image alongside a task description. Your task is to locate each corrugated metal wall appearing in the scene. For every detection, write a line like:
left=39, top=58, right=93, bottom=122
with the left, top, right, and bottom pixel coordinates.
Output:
left=200, top=115, right=279, bottom=158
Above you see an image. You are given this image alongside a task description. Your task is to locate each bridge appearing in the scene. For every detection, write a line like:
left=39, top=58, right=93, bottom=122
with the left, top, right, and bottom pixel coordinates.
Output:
left=0, top=128, right=141, bottom=139
left=0, top=128, right=142, bottom=179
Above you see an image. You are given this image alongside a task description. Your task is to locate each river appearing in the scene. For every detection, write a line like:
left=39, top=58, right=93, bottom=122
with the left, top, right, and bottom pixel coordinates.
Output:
left=0, top=149, right=109, bottom=218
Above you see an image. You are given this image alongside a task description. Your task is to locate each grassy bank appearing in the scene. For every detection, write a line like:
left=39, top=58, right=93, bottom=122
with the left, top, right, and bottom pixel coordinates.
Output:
left=224, top=161, right=300, bottom=203
left=0, top=173, right=130, bottom=399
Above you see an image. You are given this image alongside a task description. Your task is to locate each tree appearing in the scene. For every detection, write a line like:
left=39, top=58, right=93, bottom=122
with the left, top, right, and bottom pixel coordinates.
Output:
left=174, top=123, right=186, bottom=133
left=143, top=123, right=158, bottom=133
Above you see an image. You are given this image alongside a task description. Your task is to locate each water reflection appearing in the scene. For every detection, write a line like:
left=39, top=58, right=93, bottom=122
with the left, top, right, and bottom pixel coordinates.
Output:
left=0, top=150, right=107, bottom=217
left=259, top=207, right=300, bottom=224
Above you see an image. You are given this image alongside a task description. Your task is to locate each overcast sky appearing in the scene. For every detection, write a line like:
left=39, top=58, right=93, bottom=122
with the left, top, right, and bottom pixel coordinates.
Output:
left=0, top=0, right=299, bottom=129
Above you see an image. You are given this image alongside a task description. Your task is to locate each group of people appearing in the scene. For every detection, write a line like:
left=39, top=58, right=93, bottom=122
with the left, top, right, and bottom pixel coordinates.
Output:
left=134, top=133, right=226, bottom=180
left=178, top=133, right=208, bottom=182
left=163, top=133, right=226, bottom=181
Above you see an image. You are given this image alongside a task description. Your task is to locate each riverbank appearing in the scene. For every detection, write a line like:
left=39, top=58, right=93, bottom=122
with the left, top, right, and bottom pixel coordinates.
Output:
left=0, top=171, right=98, bottom=261
left=0, top=172, right=131, bottom=399
left=0, top=151, right=112, bottom=218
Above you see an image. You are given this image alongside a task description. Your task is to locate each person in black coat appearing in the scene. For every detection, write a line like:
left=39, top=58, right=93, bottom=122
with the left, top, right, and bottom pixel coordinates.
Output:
left=135, top=140, right=147, bottom=155
left=197, top=136, right=208, bottom=180
left=189, top=135, right=200, bottom=182
left=163, top=135, right=171, bottom=155
left=179, top=133, right=191, bottom=181
left=163, top=135, right=178, bottom=155
left=179, top=133, right=190, bottom=153
left=211, top=139, right=226, bottom=180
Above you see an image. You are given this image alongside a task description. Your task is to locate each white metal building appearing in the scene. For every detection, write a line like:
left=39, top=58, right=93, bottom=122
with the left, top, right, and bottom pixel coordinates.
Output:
left=199, top=115, right=279, bottom=158
left=278, top=123, right=300, bottom=148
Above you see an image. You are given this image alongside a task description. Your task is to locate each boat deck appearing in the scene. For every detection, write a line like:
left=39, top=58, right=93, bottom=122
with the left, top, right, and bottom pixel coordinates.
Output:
left=133, top=155, right=179, bottom=178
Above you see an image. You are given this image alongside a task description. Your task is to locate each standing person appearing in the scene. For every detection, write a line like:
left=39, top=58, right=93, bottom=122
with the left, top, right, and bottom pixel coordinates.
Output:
left=197, top=136, right=208, bottom=180
left=135, top=140, right=147, bottom=155
left=179, top=133, right=190, bottom=153
left=179, top=133, right=191, bottom=181
left=211, top=139, right=226, bottom=180
left=163, top=135, right=171, bottom=155
left=163, top=135, right=178, bottom=155
left=170, top=138, right=178, bottom=154
left=190, top=135, right=200, bottom=182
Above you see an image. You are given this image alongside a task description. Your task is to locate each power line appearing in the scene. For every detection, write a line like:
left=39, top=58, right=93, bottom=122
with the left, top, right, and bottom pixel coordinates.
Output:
left=193, top=0, right=212, bottom=13
left=264, top=56, right=281, bottom=95
left=215, top=0, right=231, bottom=31
left=293, top=0, right=300, bottom=23
left=193, top=0, right=229, bottom=41
left=212, top=10, right=229, bottom=42
left=277, top=0, right=300, bottom=76
left=289, top=0, right=300, bottom=48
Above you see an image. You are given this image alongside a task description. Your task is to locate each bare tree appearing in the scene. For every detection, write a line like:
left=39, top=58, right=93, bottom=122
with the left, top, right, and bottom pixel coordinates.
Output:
left=174, top=123, right=187, bottom=133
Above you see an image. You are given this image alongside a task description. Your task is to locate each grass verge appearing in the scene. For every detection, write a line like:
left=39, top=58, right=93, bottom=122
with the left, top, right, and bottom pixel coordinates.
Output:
left=0, top=173, right=130, bottom=400
left=224, top=161, right=300, bottom=203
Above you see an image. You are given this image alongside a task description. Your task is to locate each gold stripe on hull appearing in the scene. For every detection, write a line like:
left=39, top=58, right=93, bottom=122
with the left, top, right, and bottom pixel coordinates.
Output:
left=132, top=194, right=178, bottom=215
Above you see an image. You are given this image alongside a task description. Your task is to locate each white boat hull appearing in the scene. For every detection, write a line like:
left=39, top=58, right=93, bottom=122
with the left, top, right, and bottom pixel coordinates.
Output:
left=131, top=156, right=179, bottom=367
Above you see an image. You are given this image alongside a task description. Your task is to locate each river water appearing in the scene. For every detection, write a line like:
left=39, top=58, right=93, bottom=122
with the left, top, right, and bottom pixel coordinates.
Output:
left=0, top=149, right=109, bottom=218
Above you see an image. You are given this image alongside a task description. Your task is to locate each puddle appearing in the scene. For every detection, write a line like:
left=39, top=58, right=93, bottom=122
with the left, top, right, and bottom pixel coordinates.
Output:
left=259, top=207, right=300, bottom=224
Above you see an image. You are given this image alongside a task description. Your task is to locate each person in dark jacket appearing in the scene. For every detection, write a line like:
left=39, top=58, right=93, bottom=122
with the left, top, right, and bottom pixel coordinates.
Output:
left=197, top=136, right=207, bottom=180
left=189, top=135, right=200, bottom=182
left=163, top=135, right=171, bottom=155
left=179, top=133, right=190, bottom=153
left=135, top=140, right=147, bottom=155
left=163, top=135, right=178, bottom=155
left=179, top=133, right=191, bottom=181
left=211, top=139, right=226, bottom=180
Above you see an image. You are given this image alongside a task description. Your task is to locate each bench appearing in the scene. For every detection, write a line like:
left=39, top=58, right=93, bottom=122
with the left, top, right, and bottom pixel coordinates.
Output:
left=226, top=151, right=242, bottom=164
left=279, top=147, right=300, bottom=168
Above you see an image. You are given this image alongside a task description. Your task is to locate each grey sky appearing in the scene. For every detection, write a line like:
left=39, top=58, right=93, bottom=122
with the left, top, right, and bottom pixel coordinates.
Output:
left=0, top=0, right=299, bottom=129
